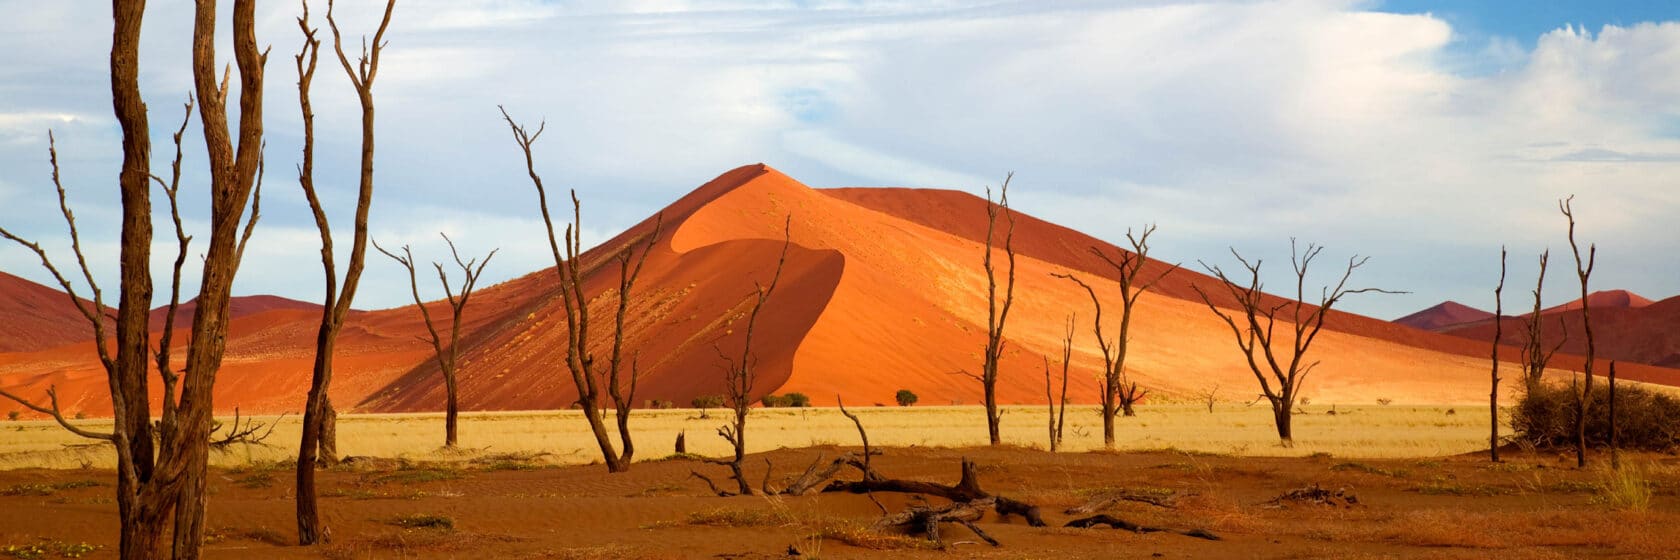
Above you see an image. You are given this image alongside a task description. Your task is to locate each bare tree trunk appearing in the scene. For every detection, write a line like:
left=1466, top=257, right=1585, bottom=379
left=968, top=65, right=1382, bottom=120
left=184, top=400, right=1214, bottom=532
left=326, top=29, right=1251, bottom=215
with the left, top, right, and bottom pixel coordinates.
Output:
left=1609, top=361, right=1619, bottom=470
left=1560, top=196, right=1595, bottom=469
left=1491, top=247, right=1505, bottom=463
left=296, top=0, right=396, bottom=544
left=0, top=2, right=265, bottom=557
left=979, top=175, right=1016, bottom=446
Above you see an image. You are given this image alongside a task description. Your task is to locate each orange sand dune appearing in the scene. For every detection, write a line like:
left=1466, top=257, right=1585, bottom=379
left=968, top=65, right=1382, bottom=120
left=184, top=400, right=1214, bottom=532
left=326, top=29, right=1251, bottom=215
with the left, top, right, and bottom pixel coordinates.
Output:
left=4, top=164, right=1680, bottom=418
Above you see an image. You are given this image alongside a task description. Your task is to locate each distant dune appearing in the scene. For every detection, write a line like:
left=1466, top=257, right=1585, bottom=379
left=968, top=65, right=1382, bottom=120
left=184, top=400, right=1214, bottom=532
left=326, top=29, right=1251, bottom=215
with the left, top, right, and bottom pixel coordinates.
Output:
left=4, top=165, right=1679, bottom=418
left=1393, top=301, right=1494, bottom=331
left=0, top=271, right=105, bottom=353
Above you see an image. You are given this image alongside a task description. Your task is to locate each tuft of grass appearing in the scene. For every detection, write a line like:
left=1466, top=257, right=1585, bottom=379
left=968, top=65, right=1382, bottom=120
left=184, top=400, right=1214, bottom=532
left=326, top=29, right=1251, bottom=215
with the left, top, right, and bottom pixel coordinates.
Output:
left=1, top=539, right=102, bottom=559
left=204, top=526, right=289, bottom=546
left=810, top=520, right=937, bottom=551
left=631, top=482, right=685, bottom=497
left=1413, top=480, right=1512, bottom=497
left=0, top=480, right=99, bottom=497
left=685, top=507, right=797, bottom=528
left=234, top=472, right=275, bottom=489
left=1331, top=462, right=1408, bottom=478
left=372, top=467, right=464, bottom=485
left=386, top=513, right=454, bottom=530
left=1595, top=465, right=1654, bottom=511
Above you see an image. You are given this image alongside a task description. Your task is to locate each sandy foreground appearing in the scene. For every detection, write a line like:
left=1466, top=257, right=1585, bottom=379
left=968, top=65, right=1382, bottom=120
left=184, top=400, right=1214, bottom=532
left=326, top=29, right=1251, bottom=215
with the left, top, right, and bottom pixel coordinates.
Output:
left=1, top=408, right=1677, bottom=559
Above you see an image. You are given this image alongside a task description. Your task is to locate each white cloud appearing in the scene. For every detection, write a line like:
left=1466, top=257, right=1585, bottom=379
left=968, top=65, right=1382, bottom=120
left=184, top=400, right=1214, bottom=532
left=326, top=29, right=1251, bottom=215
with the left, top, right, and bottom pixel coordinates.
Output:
left=0, top=1, right=1677, bottom=319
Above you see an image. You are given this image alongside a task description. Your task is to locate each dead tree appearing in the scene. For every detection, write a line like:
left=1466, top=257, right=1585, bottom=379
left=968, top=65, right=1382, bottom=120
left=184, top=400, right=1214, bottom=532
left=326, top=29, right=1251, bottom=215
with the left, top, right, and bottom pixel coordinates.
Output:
left=1491, top=247, right=1506, bottom=462
left=296, top=0, right=397, bottom=546
left=1609, top=361, right=1619, bottom=470
left=1198, top=385, right=1220, bottom=413
left=499, top=107, right=664, bottom=473
left=1520, top=251, right=1564, bottom=390
left=1097, top=226, right=1177, bottom=420
left=978, top=174, right=1016, bottom=446
left=1560, top=196, right=1595, bottom=469
left=375, top=234, right=497, bottom=448
left=1043, top=316, right=1073, bottom=452
left=0, top=1, right=266, bottom=555
left=704, top=217, right=793, bottom=495
left=1193, top=240, right=1401, bottom=443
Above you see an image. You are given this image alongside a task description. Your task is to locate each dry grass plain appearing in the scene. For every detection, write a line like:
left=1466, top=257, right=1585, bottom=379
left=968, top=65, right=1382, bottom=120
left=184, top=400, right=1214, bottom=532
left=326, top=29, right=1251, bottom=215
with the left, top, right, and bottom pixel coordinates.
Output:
left=0, top=404, right=1493, bottom=470
left=2, top=405, right=1677, bottom=559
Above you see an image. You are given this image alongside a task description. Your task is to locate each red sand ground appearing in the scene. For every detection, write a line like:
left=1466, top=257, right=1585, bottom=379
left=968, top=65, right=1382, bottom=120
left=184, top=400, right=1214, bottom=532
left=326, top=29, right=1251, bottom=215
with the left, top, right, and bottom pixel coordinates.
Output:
left=4, top=164, right=1679, bottom=418
left=0, top=446, right=1675, bottom=559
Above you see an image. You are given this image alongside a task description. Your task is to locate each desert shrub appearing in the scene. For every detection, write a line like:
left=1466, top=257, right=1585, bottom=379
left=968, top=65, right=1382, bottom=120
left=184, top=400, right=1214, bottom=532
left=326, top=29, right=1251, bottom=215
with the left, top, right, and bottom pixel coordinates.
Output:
left=1511, top=381, right=1680, bottom=451
left=759, top=393, right=809, bottom=408
left=387, top=513, right=454, bottom=530
left=690, top=395, right=724, bottom=409
left=5, top=411, right=17, bottom=421
left=895, top=389, right=918, bottom=407
left=1376, top=398, right=1392, bottom=406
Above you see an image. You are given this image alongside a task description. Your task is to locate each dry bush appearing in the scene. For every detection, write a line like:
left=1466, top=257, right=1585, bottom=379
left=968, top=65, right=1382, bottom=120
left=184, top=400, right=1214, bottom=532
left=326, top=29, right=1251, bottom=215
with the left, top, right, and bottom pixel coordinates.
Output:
left=1512, top=382, right=1680, bottom=451
left=810, top=520, right=937, bottom=551
left=684, top=507, right=797, bottom=528
left=387, top=513, right=455, bottom=530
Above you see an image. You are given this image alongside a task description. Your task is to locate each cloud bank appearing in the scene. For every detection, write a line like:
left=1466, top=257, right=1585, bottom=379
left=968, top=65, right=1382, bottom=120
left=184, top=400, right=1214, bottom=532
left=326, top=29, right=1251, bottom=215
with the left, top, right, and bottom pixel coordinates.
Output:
left=0, top=0, right=1676, bottom=318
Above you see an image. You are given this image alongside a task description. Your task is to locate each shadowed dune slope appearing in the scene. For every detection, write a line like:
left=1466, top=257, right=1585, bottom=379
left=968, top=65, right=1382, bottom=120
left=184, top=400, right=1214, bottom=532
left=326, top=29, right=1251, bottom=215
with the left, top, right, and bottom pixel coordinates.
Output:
left=0, top=271, right=106, bottom=353
left=1442, top=294, right=1680, bottom=371
left=4, top=165, right=1679, bottom=418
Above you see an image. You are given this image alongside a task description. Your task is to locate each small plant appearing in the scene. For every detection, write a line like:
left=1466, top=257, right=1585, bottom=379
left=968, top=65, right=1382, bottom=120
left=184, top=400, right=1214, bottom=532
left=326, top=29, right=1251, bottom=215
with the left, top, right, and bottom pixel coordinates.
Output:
left=387, top=513, right=454, bottom=530
left=6, top=411, right=18, bottom=421
left=1, top=539, right=101, bottom=559
left=71, top=412, right=85, bottom=420
left=1595, top=465, right=1653, bottom=511
left=895, top=389, right=918, bottom=407
left=1, top=481, right=99, bottom=497
left=685, top=507, right=796, bottom=528
left=234, top=472, right=275, bottom=489
left=1376, top=398, right=1392, bottom=406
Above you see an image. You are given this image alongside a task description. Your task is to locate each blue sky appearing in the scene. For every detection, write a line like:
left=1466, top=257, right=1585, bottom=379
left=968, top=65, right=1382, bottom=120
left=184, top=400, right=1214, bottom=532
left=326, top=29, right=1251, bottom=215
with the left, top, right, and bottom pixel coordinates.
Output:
left=0, top=0, right=1677, bottom=322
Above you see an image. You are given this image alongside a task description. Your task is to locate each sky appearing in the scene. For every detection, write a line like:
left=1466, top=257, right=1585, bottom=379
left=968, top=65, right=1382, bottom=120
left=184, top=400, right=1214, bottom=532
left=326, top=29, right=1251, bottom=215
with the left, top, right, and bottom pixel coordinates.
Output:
left=0, top=0, right=1676, bottom=321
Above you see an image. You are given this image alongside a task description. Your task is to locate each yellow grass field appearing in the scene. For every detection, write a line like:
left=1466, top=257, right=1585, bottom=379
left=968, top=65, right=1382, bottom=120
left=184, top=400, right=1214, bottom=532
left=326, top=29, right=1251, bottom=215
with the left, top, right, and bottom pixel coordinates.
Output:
left=0, top=403, right=1494, bottom=470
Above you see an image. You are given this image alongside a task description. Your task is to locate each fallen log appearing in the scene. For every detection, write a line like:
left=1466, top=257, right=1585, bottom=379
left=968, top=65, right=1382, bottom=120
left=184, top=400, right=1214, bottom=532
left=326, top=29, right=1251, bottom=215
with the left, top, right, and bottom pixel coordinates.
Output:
left=1065, top=489, right=1187, bottom=514
left=824, top=457, right=1046, bottom=527
left=875, top=498, right=1000, bottom=548
left=1064, top=514, right=1221, bottom=541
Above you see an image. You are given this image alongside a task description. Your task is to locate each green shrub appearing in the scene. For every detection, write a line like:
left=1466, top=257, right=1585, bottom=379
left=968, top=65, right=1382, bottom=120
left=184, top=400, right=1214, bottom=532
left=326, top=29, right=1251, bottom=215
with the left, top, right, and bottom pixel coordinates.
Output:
left=691, top=395, right=724, bottom=409
left=895, top=389, right=918, bottom=407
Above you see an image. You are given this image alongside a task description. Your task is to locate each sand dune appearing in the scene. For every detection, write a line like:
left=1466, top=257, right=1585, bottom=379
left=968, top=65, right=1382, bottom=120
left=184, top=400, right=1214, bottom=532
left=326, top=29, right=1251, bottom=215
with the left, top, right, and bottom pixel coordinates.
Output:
left=3, top=164, right=1678, bottom=418
left=1394, top=301, right=1494, bottom=331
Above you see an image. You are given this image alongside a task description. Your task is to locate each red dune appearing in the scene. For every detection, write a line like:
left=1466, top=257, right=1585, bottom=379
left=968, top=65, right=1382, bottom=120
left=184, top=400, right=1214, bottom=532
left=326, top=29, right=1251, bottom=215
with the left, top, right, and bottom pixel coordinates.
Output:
left=1442, top=294, right=1680, bottom=371
left=147, top=294, right=325, bottom=332
left=1540, top=289, right=1655, bottom=315
left=4, top=164, right=1679, bottom=418
left=0, top=271, right=108, bottom=353
left=1393, top=301, right=1494, bottom=331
